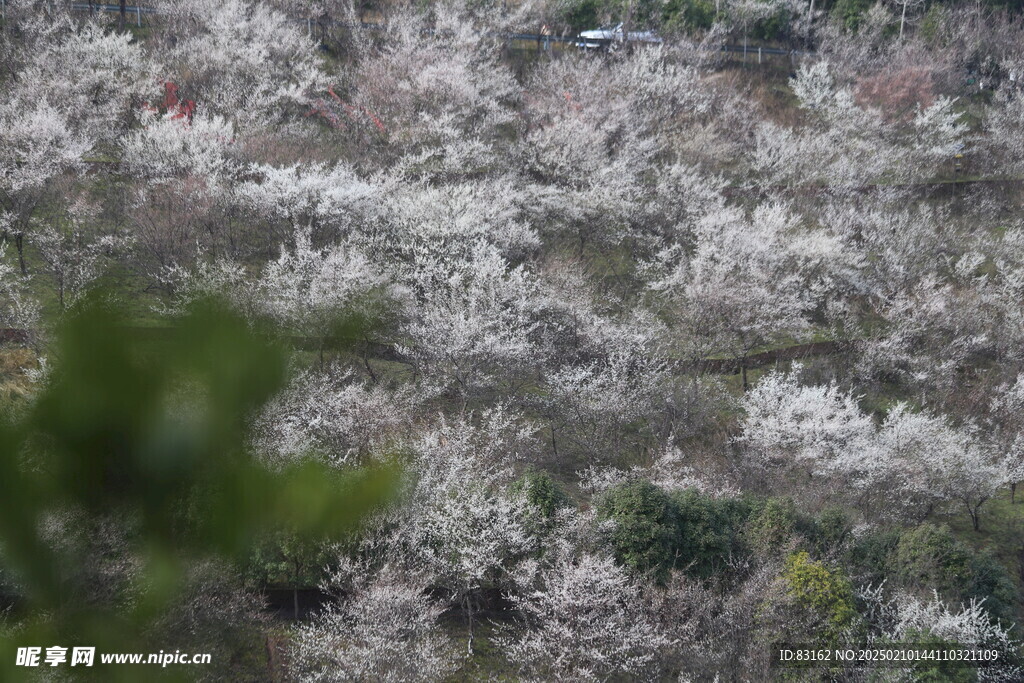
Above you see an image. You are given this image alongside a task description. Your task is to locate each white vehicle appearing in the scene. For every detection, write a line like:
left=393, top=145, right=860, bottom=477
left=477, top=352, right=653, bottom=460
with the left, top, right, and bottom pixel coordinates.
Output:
left=576, top=23, right=662, bottom=50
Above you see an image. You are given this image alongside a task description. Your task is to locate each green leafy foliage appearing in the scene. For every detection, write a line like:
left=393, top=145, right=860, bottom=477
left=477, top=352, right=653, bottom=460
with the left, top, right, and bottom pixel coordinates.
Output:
left=844, top=523, right=1018, bottom=624
left=661, top=0, right=717, bottom=32
left=0, top=295, right=398, bottom=680
left=829, top=0, right=876, bottom=31
left=895, top=630, right=979, bottom=682
left=810, top=506, right=854, bottom=555
left=598, top=480, right=680, bottom=579
left=782, top=550, right=858, bottom=641
left=671, top=489, right=748, bottom=578
left=513, top=469, right=571, bottom=519
left=845, top=527, right=903, bottom=586
left=598, top=482, right=751, bottom=580
left=745, top=496, right=799, bottom=554
left=246, top=530, right=337, bottom=619
left=892, top=524, right=1017, bottom=623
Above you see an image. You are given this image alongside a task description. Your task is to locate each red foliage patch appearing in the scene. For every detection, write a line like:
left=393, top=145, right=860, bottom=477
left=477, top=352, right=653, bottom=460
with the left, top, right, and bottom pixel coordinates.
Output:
left=854, top=67, right=935, bottom=122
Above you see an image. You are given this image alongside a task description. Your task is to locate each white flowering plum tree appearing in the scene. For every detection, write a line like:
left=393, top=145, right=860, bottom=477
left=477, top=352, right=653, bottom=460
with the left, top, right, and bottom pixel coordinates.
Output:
left=753, top=61, right=965, bottom=188
left=741, top=369, right=1004, bottom=528
left=235, top=163, right=376, bottom=245
left=155, top=0, right=327, bottom=130
left=398, top=244, right=541, bottom=403
left=290, top=565, right=462, bottom=682
left=13, top=19, right=158, bottom=144
left=501, top=553, right=671, bottom=682
left=0, top=245, right=39, bottom=331
left=0, top=98, right=90, bottom=274
left=989, top=377, right=1024, bottom=503
left=651, top=203, right=827, bottom=386
left=31, top=224, right=128, bottom=310
left=251, top=367, right=417, bottom=466
left=860, top=584, right=1020, bottom=679
left=256, top=229, right=390, bottom=354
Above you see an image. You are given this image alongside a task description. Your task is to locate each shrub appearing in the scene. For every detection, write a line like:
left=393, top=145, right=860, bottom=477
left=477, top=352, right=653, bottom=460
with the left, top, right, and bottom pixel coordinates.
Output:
left=782, top=551, right=858, bottom=642
left=661, top=0, right=717, bottom=32
left=845, top=528, right=902, bottom=586
left=513, top=469, right=572, bottom=519
left=598, top=480, right=680, bottom=579
left=889, top=524, right=1017, bottom=623
left=746, top=497, right=798, bottom=554
left=553, top=0, right=604, bottom=31
left=811, top=506, right=854, bottom=554
left=830, top=0, right=874, bottom=31
left=893, top=524, right=976, bottom=591
left=672, top=489, right=745, bottom=578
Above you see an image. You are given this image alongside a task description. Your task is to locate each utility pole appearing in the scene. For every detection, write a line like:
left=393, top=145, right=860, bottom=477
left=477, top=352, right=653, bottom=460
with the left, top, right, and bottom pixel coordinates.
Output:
left=891, top=0, right=923, bottom=40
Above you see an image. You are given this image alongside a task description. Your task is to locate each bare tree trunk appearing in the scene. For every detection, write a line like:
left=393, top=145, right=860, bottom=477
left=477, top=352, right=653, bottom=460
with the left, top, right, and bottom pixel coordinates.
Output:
left=293, top=557, right=303, bottom=620
left=15, top=232, right=25, bottom=275
left=361, top=348, right=378, bottom=383
left=968, top=502, right=981, bottom=531
left=807, top=0, right=815, bottom=45
left=266, top=636, right=282, bottom=682
left=464, top=593, right=475, bottom=654
left=120, top=0, right=126, bottom=31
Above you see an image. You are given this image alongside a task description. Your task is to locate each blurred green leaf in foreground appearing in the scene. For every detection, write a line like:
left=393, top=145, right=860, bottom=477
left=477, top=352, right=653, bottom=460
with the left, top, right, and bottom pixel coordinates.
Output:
left=0, top=295, right=398, bottom=680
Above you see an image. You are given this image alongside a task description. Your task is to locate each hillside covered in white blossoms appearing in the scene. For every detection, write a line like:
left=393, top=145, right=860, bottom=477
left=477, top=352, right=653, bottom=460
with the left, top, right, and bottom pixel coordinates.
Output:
left=4, top=0, right=1024, bottom=679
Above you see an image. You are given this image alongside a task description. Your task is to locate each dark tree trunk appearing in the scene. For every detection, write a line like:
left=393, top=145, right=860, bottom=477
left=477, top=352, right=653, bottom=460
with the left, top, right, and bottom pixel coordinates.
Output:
left=969, top=504, right=981, bottom=531
left=120, top=0, right=126, bottom=31
left=463, top=593, right=475, bottom=654
left=361, top=346, right=377, bottom=383
left=15, top=232, right=25, bottom=275
left=293, top=557, right=302, bottom=620
left=266, top=636, right=282, bottom=682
